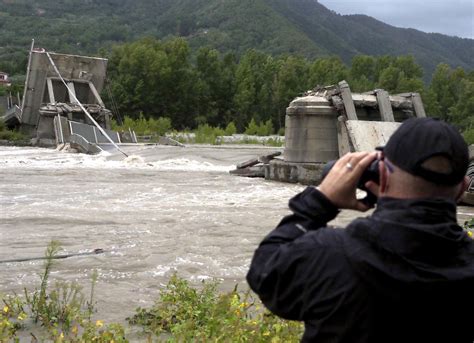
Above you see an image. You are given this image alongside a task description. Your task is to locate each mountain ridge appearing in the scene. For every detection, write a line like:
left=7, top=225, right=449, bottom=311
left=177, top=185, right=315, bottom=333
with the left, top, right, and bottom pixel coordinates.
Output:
left=0, top=0, right=472, bottom=78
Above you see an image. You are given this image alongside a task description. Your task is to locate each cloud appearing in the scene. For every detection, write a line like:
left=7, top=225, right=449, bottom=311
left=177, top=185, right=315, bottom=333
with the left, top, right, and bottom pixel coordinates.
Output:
left=318, top=0, right=474, bottom=38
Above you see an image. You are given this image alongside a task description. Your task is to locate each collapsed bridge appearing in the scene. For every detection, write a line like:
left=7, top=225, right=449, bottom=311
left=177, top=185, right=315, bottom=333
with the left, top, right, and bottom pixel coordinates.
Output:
left=2, top=43, right=136, bottom=153
left=232, top=80, right=473, bottom=204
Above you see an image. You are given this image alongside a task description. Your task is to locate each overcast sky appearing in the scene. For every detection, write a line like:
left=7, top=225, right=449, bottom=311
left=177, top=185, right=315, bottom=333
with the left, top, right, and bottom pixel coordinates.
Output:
left=318, top=0, right=474, bottom=39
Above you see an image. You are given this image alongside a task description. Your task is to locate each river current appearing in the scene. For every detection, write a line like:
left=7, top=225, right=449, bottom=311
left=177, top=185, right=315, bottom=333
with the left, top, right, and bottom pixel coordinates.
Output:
left=0, top=145, right=472, bottom=323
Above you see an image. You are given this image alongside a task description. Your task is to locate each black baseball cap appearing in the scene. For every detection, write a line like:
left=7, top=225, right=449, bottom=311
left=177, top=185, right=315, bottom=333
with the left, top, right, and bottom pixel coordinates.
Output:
left=383, top=117, right=469, bottom=185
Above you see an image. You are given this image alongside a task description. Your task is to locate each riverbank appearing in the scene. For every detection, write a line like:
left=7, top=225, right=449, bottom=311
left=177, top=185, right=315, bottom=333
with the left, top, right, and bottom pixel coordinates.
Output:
left=1, top=242, right=303, bottom=342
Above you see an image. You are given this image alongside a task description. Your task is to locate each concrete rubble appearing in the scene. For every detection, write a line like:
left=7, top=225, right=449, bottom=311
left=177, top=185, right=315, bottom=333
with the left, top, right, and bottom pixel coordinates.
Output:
left=230, top=152, right=281, bottom=177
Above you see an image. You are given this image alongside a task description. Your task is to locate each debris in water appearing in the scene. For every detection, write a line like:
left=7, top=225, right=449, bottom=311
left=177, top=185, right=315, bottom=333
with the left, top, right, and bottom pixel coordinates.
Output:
left=230, top=152, right=282, bottom=178
left=124, top=155, right=145, bottom=164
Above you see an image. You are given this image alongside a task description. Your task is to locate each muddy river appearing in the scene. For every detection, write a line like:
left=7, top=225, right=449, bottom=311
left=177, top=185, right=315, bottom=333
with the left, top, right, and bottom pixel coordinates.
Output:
left=0, top=145, right=472, bottom=323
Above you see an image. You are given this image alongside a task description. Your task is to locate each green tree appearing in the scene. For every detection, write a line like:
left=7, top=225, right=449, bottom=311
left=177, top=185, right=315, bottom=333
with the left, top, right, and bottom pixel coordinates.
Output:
left=218, top=53, right=238, bottom=127
left=427, top=64, right=465, bottom=121
left=393, top=55, right=423, bottom=80
left=376, top=56, right=424, bottom=93
left=108, top=37, right=199, bottom=129
left=309, top=57, right=348, bottom=87
left=448, top=79, right=474, bottom=132
left=273, top=55, right=310, bottom=130
left=195, top=47, right=223, bottom=126
left=349, top=55, right=376, bottom=91
left=234, top=50, right=276, bottom=131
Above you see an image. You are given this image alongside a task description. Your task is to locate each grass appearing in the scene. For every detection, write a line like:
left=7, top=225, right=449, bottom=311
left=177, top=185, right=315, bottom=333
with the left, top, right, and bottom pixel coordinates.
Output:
left=1, top=241, right=303, bottom=342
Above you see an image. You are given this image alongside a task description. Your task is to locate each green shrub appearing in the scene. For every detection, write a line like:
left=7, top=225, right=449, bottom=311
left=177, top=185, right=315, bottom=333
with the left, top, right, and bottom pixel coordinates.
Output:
left=0, top=119, right=26, bottom=141
left=462, top=128, right=474, bottom=145
left=0, top=127, right=26, bottom=141
left=129, top=274, right=303, bottom=341
left=224, top=121, right=237, bottom=136
left=245, top=118, right=275, bottom=136
left=113, top=114, right=172, bottom=137
left=244, top=118, right=259, bottom=136
left=194, top=124, right=225, bottom=144
left=258, top=119, right=274, bottom=136
left=150, top=117, right=172, bottom=136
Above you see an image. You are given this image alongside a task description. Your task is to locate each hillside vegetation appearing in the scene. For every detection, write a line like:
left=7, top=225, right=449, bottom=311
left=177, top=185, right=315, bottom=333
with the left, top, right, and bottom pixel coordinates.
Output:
left=0, top=0, right=472, bottom=78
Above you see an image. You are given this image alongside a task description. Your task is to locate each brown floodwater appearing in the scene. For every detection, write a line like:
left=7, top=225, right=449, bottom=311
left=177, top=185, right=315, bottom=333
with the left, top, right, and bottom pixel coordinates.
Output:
left=0, top=145, right=472, bottom=324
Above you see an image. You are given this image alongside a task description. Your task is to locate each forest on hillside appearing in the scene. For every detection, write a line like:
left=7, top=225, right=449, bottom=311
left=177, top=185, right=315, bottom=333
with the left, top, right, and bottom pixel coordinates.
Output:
left=0, top=0, right=473, bottom=79
left=102, top=38, right=474, bottom=143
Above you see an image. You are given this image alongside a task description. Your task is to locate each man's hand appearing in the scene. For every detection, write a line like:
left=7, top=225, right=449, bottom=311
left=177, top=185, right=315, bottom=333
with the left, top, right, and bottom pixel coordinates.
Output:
left=318, top=152, right=378, bottom=211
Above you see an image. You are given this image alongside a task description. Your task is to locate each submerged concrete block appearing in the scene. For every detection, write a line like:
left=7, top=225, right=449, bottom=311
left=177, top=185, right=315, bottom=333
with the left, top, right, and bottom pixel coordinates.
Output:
left=266, top=159, right=326, bottom=185
left=69, top=133, right=102, bottom=154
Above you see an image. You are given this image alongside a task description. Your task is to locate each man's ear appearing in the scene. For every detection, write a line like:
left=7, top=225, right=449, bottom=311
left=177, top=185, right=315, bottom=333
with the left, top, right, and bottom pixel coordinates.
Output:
left=455, top=176, right=470, bottom=202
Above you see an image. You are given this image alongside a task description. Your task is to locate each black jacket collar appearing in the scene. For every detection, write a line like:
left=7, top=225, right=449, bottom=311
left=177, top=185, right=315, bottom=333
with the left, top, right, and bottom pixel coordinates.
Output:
left=373, top=196, right=458, bottom=225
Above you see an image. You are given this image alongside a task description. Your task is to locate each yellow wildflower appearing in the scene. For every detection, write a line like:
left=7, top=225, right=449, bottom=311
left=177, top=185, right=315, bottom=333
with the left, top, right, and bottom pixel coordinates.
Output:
left=239, top=302, right=249, bottom=309
left=72, top=326, right=78, bottom=335
left=263, top=331, right=271, bottom=336
left=467, top=231, right=473, bottom=238
left=3, top=305, right=8, bottom=313
left=60, top=332, right=64, bottom=339
left=17, top=312, right=27, bottom=321
left=231, top=294, right=240, bottom=307
left=96, top=320, right=104, bottom=328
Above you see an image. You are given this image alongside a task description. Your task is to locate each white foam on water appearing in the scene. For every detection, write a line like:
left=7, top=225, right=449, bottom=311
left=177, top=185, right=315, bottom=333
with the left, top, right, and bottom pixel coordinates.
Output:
left=147, top=158, right=232, bottom=172
left=0, top=147, right=233, bottom=172
left=189, top=275, right=214, bottom=282
left=150, top=265, right=173, bottom=277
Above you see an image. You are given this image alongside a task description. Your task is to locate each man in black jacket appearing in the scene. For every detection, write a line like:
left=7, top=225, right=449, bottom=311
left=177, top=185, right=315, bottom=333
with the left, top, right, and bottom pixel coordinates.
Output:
left=247, top=118, right=474, bottom=342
